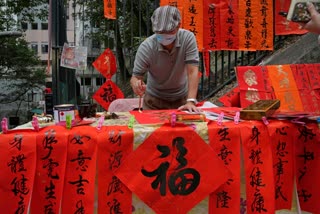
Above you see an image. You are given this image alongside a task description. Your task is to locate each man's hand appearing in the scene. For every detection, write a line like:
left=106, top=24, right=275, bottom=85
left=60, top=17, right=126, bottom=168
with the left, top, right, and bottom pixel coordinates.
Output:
left=131, top=76, right=146, bottom=96
left=301, top=2, right=320, bottom=34
left=178, top=101, right=201, bottom=113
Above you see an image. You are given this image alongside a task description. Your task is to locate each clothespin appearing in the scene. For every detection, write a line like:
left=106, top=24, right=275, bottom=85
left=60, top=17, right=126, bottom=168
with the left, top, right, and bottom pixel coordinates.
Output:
left=261, top=116, right=269, bottom=125
left=189, top=123, right=196, bottom=131
left=170, top=112, right=176, bottom=127
left=128, top=115, right=135, bottom=129
left=234, top=111, right=240, bottom=125
left=217, top=112, right=224, bottom=126
left=66, top=115, right=72, bottom=129
left=96, top=115, right=105, bottom=131
left=291, top=115, right=305, bottom=126
left=31, top=116, right=40, bottom=131
left=1, top=117, right=8, bottom=134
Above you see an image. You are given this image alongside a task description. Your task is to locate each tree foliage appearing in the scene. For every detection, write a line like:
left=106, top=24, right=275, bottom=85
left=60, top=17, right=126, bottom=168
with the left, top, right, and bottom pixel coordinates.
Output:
left=0, top=0, right=48, bottom=104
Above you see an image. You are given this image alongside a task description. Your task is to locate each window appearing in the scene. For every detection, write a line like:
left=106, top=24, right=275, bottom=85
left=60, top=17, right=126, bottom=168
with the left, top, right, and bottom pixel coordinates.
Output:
left=41, top=23, right=48, bottom=30
left=81, top=78, right=91, bottom=86
left=31, top=23, right=38, bottom=30
left=96, top=77, right=106, bottom=86
left=21, top=22, right=28, bottom=30
left=31, top=43, right=38, bottom=54
left=41, top=44, right=49, bottom=54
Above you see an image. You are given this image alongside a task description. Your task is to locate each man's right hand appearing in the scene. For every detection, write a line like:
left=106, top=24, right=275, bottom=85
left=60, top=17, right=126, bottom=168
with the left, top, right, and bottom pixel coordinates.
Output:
left=131, top=77, right=146, bottom=96
left=302, top=2, right=320, bottom=34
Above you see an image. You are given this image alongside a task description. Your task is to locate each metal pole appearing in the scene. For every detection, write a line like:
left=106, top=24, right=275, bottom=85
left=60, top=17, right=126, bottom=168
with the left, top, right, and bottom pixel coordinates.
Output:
left=51, top=0, right=59, bottom=106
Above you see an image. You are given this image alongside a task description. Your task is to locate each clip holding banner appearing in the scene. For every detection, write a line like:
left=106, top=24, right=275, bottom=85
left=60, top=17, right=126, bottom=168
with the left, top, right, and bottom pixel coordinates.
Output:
left=31, top=116, right=40, bottom=131
left=217, top=112, right=224, bottom=126
left=261, top=116, right=269, bottom=125
left=66, top=115, right=72, bottom=129
left=96, top=115, right=105, bottom=131
left=1, top=117, right=8, bottom=133
left=128, top=116, right=135, bottom=129
left=234, top=111, right=240, bottom=125
left=170, top=112, right=176, bottom=127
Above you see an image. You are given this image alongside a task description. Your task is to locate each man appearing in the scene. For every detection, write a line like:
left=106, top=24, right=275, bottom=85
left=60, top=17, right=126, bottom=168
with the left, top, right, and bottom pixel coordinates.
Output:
left=130, top=5, right=200, bottom=112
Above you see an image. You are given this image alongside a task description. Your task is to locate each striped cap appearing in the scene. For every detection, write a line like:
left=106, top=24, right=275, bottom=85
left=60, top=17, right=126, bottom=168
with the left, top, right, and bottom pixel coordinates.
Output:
left=151, top=5, right=181, bottom=33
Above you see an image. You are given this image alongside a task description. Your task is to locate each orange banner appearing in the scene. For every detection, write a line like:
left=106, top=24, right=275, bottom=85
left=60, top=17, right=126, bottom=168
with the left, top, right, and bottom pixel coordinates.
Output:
left=0, top=130, right=37, bottom=214
left=30, top=126, right=68, bottom=214
left=268, top=121, right=295, bottom=210
left=208, top=123, right=241, bottom=214
left=97, top=126, right=133, bottom=214
left=104, top=0, right=116, bottom=19
left=267, top=65, right=304, bottom=112
left=61, top=126, right=97, bottom=214
left=295, top=123, right=320, bottom=214
left=241, top=121, right=275, bottom=214
left=238, top=0, right=273, bottom=50
left=183, top=0, right=203, bottom=50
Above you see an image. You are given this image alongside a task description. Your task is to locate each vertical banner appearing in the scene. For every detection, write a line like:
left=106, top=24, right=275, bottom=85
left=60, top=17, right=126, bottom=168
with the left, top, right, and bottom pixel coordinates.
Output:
left=208, top=123, right=241, bottom=214
left=219, top=0, right=239, bottom=50
left=203, top=0, right=221, bottom=50
left=241, top=121, right=275, bottom=214
left=97, top=126, right=133, bottom=214
left=92, top=48, right=117, bottom=79
left=30, top=126, right=68, bottom=214
left=267, top=65, right=304, bottom=112
left=256, top=0, right=273, bottom=50
left=104, top=0, right=116, bottom=19
left=183, top=0, right=204, bottom=50
left=295, top=123, right=320, bottom=214
left=61, top=126, right=97, bottom=214
left=0, top=130, right=37, bottom=214
left=306, top=63, right=320, bottom=114
left=268, top=121, right=295, bottom=210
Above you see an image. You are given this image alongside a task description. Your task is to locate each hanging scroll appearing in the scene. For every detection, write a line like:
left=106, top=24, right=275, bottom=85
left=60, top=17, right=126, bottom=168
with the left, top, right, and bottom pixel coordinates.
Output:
left=104, top=0, right=116, bottom=19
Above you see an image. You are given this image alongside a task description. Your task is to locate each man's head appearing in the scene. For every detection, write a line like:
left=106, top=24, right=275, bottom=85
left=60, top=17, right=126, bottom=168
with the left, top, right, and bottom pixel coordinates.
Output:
left=151, top=5, right=181, bottom=34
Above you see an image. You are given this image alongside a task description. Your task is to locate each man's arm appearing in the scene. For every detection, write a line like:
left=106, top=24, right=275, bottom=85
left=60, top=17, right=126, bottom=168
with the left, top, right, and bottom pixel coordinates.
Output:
left=130, top=75, right=146, bottom=96
left=186, top=64, right=199, bottom=100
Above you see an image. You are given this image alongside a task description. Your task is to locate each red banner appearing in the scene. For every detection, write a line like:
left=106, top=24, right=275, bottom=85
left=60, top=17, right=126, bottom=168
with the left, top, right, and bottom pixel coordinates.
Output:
left=0, top=130, right=37, bottom=214
left=268, top=121, right=295, bottom=210
left=97, top=126, right=133, bottom=214
left=30, top=126, right=68, bottom=214
left=92, top=48, right=117, bottom=79
left=203, top=0, right=220, bottom=50
left=208, top=123, right=241, bottom=214
left=241, top=121, right=275, bottom=214
left=115, top=123, right=230, bottom=213
left=61, top=126, right=97, bottom=214
left=295, top=123, right=320, bottom=214
left=93, top=79, right=124, bottom=111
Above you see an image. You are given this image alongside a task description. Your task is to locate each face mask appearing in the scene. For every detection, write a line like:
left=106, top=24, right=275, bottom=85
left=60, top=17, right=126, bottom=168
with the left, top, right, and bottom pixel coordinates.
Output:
left=156, top=33, right=177, bottom=46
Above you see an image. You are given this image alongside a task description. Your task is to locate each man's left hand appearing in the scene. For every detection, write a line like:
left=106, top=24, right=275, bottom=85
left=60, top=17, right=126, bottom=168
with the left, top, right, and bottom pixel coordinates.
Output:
left=178, top=102, right=201, bottom=113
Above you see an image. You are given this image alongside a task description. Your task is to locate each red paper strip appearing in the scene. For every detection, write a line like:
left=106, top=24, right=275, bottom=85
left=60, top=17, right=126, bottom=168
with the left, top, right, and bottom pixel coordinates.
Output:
left=129, top=109, right=181, bottom=125
left=93, top=79, right=124, bottom=111
left=218, top=86, right=240, bottom=107
left=268, top=121, right=295, bottom=210
left=203, top=0, right=221, bottom=50
left=104, top=0, right=116, bottom=19
left=97, top=126, right=133, bottom=214
left=256, top=0, right=273, bottom=50
left=61, top=126, right=97, bottom=214
left=92, top=48, right=117, bottom=79
left=115, top=123, right=230, bottom=214
left=295, top=123, right=320, bottom=214
left=0, top=130, right=37, bottom=214
left=219, top=0, right=239, bottom=50
left=30, top=126, right=68, bottom=214
left=241, top=121, right=275, bottom=214
left=208, top=122, right=241, bottom=214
